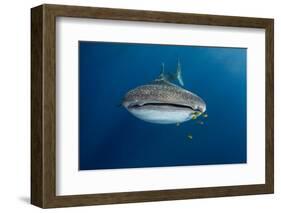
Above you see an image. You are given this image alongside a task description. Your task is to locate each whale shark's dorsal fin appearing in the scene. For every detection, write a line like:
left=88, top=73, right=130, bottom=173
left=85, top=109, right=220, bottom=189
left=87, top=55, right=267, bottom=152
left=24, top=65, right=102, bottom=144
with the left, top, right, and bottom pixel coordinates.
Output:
left=154, top=59, right=184, bottom=86
left=160, top=63, right=165, bottom=77
left=155, top=63, right=166, bottom=82
left=176, top=59, right=184, bottom=86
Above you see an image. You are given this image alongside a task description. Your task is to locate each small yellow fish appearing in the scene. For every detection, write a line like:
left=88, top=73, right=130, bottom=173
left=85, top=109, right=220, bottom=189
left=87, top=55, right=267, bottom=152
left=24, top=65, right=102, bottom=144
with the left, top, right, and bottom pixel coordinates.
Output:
left=202, top=114, right=208, bottom=118
left=191, top=115, right=197, bottom=120
left=187, top=134, right=193, bottom=140
left=192, top=111, right=201, bottom=116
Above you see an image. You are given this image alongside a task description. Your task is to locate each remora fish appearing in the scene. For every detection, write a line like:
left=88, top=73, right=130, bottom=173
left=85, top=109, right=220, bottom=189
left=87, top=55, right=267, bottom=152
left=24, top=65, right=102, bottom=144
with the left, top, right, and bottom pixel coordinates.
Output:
left=122, top=60, right=206, bottom=124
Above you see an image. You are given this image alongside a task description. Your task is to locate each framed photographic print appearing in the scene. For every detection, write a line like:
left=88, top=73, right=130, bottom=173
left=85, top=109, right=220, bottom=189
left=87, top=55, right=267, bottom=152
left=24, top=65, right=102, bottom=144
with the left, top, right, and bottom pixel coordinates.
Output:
left=31, top=4, right=274, bottom=208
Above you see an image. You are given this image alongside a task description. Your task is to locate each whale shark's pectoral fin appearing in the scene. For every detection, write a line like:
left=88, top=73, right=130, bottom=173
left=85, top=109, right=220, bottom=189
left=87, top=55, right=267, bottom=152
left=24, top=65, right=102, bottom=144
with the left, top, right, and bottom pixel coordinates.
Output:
left=176, top=59, right=184, bottom=86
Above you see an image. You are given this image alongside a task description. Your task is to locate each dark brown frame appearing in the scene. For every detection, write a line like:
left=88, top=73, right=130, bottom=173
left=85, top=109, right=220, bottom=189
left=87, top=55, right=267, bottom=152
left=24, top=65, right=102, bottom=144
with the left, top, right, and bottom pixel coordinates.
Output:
left=31, top=4, right=274, bottom=208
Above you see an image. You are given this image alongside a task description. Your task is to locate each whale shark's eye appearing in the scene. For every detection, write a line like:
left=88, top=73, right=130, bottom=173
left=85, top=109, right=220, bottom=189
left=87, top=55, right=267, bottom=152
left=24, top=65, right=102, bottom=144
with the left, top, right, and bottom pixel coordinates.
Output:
left=198, top=106, right=205, bottom=113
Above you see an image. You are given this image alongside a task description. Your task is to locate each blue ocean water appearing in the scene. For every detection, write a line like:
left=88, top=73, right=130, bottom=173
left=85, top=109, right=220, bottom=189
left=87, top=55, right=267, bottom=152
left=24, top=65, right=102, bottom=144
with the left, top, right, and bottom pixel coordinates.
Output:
left=79, top=41, right=247, bottom=170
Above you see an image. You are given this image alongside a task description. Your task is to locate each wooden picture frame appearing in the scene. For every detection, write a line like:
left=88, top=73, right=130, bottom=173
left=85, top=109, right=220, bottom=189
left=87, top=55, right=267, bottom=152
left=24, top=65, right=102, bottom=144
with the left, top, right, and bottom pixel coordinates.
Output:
left=31, top=4, right=274, bottom=208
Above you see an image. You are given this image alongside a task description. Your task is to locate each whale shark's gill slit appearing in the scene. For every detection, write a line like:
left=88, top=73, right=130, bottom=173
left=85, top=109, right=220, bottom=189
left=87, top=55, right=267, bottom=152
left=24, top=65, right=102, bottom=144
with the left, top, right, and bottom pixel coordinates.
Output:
left=129, top=102, right=196, bottom=111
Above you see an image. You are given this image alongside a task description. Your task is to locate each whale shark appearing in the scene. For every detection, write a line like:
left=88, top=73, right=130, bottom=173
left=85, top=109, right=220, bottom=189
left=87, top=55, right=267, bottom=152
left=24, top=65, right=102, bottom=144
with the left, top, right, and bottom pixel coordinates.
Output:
left=122, top=60, right=206, bottom=124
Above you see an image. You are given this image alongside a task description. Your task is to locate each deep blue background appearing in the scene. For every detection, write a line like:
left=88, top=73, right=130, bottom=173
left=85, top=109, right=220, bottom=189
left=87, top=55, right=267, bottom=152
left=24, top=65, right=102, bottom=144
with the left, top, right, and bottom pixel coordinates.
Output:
left=79, top=41, right=247, bottom=170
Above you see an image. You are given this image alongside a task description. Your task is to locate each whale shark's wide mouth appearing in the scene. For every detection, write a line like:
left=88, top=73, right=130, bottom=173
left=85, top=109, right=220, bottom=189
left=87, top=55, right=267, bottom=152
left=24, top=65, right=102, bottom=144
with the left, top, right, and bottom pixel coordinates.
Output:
left=127, top=102, right=203, bottom=112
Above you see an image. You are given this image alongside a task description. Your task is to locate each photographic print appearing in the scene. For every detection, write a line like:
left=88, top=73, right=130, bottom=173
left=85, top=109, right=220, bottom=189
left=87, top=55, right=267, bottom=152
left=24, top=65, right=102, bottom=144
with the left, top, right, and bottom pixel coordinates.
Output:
left=79, top=41, right=247, bottom=170
left=31, top=5, right=274, bottom=208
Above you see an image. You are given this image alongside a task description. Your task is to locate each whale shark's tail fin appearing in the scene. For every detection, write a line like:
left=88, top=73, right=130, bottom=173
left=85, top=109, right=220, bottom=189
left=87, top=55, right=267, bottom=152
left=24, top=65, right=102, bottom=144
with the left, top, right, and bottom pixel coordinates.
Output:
left=176, top=59, right=184, bottom=86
